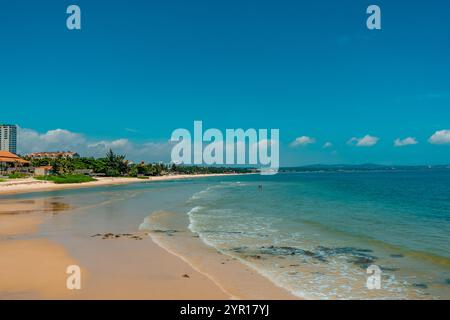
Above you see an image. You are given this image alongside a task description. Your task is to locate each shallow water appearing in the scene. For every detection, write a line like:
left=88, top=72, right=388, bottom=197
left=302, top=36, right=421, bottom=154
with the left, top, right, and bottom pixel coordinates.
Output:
left=3, top=171, right=450, bottom=299
left=181, top=171, right=450, bottom=299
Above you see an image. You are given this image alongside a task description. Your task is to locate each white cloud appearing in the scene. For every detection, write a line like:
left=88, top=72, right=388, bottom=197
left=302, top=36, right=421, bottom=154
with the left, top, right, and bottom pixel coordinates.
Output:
left=428, top=130, right=450, bottom=145
left=347, top=135, right=379, bottom=147
left=290, top=136, right=316, bottom=147
left=17, top=127, right=172, bottom=162
left=394, top=137, right=418, bottom=147
left=88, top=138, right=130, bottom=150
left=323, top=142, right=333, bottom=148
left=18, top=128, right=87, bottom=154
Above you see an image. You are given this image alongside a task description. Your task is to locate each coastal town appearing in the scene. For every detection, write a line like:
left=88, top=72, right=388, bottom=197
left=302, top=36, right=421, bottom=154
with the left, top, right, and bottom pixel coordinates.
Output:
left=0, top=124, right=252, bottom=191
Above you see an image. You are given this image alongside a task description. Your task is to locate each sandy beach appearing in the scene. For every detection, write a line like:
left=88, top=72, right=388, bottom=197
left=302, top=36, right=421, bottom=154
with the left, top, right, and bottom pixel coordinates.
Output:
left=0, top=174, right=295, bottom=300
left=0, top=174, right=242, bottom=196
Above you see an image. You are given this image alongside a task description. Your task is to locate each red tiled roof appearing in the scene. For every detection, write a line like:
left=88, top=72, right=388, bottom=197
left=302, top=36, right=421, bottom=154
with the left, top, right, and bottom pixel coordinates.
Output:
left=0, top=151, right=30, bottom=164
left=27, top=151, right=78, bottom=157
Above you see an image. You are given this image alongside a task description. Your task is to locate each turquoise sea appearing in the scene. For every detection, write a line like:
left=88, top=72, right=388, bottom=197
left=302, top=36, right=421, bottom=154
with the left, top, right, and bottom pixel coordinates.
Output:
left=4, top=169, right=450, bottom=299
left=182, top=170, right=450, bottom=299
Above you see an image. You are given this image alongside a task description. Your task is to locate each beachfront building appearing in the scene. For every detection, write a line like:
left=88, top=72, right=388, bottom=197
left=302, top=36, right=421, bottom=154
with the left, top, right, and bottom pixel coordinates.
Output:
left=0, top=151, right=30, bottom=175
left=26, top=151, right=80, bottom=159
left=34, top=166, right=53, bottom=176
left=0, top=124, right=17, bottom=154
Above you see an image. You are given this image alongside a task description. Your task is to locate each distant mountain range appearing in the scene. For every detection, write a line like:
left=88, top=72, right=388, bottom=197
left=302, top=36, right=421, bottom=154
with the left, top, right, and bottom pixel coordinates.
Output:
left=279, top=164, right=450, bottom=172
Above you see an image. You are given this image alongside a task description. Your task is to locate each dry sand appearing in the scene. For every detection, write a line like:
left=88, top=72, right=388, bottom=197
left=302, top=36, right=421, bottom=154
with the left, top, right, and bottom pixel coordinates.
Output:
left=0, top=174, right=243, bottom=196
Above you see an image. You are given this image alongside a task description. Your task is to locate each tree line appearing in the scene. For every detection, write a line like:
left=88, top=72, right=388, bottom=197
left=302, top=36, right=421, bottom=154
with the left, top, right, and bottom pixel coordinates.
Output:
left=25, top=149, right=253, bottom=177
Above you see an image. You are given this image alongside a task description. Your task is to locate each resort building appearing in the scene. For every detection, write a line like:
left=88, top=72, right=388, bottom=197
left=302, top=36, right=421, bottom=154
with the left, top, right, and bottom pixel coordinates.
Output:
left=34, top=166, right=53, bottom=176
left=0, top=124, right=17, bottom=154
left=26, top=151, right=80, bottom=159
left=0, top=150, right=30, bottom=175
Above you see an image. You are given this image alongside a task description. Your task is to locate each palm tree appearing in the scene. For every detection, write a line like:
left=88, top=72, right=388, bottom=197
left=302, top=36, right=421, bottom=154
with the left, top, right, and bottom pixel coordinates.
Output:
left=105, top=149, right=128, bottom=176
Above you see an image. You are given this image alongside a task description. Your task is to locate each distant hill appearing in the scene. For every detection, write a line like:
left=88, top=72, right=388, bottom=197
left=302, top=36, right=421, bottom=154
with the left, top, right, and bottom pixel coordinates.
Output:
left=279, top=164, right=450, bottom=172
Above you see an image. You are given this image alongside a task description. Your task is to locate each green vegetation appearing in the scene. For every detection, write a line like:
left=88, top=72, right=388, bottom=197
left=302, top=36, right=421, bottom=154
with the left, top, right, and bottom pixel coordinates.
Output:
left=24, top=149, right=253, bottom=180
left=0, top=179, right=6, bottom=183
left=35, top=174, right=96, bottom=184
left=7, top=172, right=28, bottom=179
left=26, top=149, right=130, bottom=177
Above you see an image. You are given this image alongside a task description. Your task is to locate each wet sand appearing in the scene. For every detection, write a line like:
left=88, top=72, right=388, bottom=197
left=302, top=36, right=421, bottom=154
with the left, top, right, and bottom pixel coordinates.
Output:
left=141, top=211, right=296, bottom=299
left=0, top=193, right=294, bottom=300
left=0, top=199, right=227, bottom=299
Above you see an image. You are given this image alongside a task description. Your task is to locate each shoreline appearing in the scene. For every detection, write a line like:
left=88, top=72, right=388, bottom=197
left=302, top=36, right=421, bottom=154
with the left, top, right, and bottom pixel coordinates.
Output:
left=143, top=211, right=296, bottom=300
left=0, top=173, right=246, bottom=196
left=0, top=173, right=295, bottom=300
left=0, top=198, right=230, bottom=299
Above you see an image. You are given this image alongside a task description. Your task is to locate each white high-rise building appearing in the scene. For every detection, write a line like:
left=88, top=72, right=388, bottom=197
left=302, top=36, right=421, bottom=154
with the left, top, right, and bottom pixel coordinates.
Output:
left=0, top=124, right=18, bottom=154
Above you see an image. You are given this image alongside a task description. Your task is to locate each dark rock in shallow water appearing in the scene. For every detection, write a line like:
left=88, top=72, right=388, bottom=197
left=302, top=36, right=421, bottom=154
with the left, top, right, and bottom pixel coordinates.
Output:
left=316, top=246, right=378, bottom=266
left=230, top=246, right=249, bottom=253
left=311, top=255, right=328, bottom=263
left=347, top=256, right=377, bottom=269
left=380, top=266, right=400, bottom=272
left=302, top=250, right=317, bottom=257
left=316, top=246, right=373, bottom=255
left=445, top=279, right=450, bottom=285
left=259, top=246, right=327, bottom=262
left=232, top=244, right=379, bottom=268
left=351, top=256, right=374, bottom=264
left=390, top=254, right=404, bottom=258
left=412, top=283, right=428, bottom=289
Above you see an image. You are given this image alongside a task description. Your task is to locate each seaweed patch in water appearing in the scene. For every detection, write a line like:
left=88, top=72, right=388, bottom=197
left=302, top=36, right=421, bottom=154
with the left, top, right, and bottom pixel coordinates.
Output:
left=259, top=246, right=327, bottom=262
left=43, top=201, right=71, bottom=214
left=380, top=266, right=400, bottom=272
left=230, top=246, right=249, bottom=254
left=151, top=229, right=179, bottom=236
left=412, top=283, right=428, bottom=289
left=315, top=246, right=373, bottom=255
left=229, top=245, right=379, bottom=268
left=313, top=246, right=378, bottom=268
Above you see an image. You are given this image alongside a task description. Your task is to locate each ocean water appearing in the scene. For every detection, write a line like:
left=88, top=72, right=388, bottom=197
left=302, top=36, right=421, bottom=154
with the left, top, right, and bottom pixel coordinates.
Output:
left=183, top=170, right=450, bottom=299
left=3, top=170, right=450, bottom=299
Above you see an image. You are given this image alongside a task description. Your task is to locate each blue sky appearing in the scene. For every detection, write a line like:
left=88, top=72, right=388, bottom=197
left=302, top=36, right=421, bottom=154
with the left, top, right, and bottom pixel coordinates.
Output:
left=0, top=0, right=449, bottom=165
